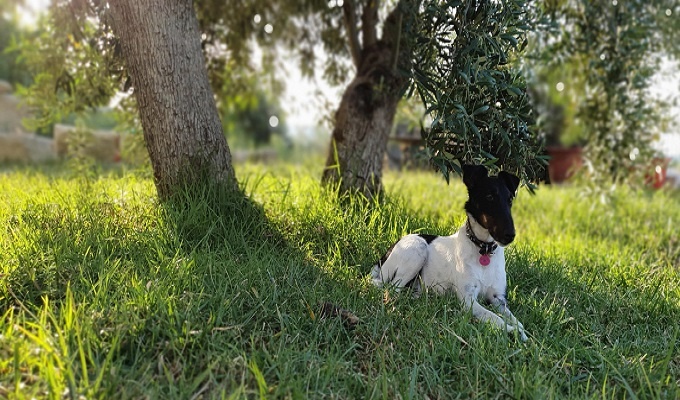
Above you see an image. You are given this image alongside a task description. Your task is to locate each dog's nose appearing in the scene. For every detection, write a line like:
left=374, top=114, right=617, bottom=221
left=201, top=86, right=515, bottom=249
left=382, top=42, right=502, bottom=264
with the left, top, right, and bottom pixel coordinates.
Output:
left=503, top=232, right=516, bottom=244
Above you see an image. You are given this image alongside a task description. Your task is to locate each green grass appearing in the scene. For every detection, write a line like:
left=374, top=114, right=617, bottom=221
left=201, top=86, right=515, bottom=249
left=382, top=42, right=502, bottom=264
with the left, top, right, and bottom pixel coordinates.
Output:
left=1, top=163, right=679, bottom=399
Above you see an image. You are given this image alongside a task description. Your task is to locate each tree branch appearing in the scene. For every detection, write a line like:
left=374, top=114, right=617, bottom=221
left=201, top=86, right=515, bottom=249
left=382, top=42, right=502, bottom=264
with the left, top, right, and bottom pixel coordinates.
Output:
left=343, top=0, right=363, bottom=67
left=382, top=0, right=411, bottom=74
left=362, top=0, right=379, bottom=49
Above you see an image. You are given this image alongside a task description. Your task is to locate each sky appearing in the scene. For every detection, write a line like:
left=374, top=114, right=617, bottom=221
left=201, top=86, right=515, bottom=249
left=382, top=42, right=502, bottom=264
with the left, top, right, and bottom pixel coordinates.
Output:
left=648, top=58, right=680, bottom=157
left=16, top=0, right=680, bottom=157
left=16, top=0, right=48, bottom=25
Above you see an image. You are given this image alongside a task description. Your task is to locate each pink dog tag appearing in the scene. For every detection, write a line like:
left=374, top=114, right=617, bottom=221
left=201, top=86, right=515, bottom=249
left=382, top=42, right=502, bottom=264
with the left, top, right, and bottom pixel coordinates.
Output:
left=479, top=254, right=491, bottom=266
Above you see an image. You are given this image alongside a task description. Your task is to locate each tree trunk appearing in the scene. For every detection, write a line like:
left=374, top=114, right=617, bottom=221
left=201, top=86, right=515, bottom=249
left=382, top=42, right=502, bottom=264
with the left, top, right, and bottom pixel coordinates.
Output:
left=322, top=5, right=411, bottom=199
left=108, top=0, right=237, bottom=200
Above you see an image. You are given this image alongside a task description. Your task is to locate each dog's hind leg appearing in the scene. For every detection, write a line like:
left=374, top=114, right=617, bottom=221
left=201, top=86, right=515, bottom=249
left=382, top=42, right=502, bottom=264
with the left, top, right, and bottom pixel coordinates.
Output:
left=371, top=235, right=428, bottom=289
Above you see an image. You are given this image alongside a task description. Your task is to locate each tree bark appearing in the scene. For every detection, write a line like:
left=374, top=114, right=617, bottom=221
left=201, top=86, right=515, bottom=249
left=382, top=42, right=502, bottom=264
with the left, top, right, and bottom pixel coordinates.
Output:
left=322, top=3, right=411, bottom=199
left=108, top=0, right=237, bottom=200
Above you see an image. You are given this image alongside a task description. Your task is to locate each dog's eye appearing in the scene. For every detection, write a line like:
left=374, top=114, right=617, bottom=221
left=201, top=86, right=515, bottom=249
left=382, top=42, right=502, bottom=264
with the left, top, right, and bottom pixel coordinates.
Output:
left=486, top=194, right=494, bottom=201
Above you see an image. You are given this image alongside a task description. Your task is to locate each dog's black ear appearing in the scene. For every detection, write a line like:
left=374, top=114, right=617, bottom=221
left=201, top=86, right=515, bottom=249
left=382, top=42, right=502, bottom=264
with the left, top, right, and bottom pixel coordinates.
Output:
left=499, top=171, right=520, bottom=195
left=462, top=165, right=488, bottom=189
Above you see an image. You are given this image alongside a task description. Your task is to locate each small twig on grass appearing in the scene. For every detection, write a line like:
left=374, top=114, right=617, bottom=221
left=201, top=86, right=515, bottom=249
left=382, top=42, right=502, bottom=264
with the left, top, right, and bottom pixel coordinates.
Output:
left=319, top=302, right=360, bottom=330
left=190, top=381, right=211, bottom=400
left=443, top=327, right=470, bottom=347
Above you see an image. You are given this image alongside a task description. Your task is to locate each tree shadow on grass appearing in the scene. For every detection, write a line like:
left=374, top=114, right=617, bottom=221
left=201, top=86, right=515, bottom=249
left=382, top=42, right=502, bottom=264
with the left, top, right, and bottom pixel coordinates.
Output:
left=1, top=176, right=386, bottom=397
left=1, top=179, right=284, bottom=307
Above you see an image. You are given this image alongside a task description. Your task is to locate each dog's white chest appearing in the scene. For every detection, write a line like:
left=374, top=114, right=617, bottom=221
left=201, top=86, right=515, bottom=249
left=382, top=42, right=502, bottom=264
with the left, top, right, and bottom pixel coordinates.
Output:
left=420, top=234, right=506, bottom=298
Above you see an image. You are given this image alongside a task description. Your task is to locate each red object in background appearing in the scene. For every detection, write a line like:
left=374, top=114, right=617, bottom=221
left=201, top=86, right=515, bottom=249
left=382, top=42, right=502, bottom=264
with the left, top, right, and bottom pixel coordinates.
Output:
left=647, top=158, right=670, bottom=189
left=546, top=146, right=583, bottom=183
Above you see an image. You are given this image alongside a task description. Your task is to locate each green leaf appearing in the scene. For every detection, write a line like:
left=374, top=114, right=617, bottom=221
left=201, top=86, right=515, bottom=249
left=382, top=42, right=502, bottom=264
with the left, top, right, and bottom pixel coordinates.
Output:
left=472, top=105, right=490, bottom=115
left=506, top=86, right=522, bottom=97
left=500, top=33, right=519, bottom=47
left=468, top=119, right=480, bottom=138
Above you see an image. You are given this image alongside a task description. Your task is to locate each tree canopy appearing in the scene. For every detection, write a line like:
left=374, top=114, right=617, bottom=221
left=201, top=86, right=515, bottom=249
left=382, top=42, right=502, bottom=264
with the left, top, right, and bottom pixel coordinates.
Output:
left=196, top=0, right=549, bottom=186
left=7, top=0, right=679, bottom=191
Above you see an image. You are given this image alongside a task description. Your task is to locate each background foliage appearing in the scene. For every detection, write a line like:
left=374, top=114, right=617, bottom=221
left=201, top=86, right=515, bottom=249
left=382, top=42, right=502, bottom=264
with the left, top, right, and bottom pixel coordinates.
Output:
left=0, top=2, right=34, bottom=88
left=532, top=0, right=678, bottom=186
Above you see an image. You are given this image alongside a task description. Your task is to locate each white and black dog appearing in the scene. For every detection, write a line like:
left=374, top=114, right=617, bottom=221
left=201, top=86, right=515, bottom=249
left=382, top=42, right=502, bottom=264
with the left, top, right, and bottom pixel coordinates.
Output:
left=371, top=165, right=528, bottom=341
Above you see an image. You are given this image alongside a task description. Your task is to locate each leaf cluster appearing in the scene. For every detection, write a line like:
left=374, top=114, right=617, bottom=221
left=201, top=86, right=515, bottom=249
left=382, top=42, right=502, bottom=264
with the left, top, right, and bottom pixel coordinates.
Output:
left=12, top=0, right=321, bottom=135
left=410, top=0, right=547, bottom=186
left=11, top=0, right=122, bottom=131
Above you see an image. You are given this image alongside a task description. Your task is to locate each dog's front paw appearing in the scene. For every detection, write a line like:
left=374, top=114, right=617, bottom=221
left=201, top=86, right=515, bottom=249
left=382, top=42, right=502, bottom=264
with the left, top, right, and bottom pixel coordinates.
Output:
left=513, top=322, right=528, bottom=342
left=518, top=328, right=528, bottom=342
left=506, top=321, right=528, bottom=342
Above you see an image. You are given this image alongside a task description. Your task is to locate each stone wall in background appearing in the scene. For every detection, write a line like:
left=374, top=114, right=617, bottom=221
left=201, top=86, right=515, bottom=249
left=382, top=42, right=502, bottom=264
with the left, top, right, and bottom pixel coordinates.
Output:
left=0, top=80, right=120, bottom=164
left=0, top=134, right=56, bottom=163
left=53, top=124, right=121, bottom=163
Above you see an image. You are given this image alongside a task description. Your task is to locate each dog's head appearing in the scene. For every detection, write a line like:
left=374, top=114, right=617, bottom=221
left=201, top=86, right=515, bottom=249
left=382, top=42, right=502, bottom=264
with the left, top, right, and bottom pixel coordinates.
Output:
left=462, top=165, right=520, bottom=246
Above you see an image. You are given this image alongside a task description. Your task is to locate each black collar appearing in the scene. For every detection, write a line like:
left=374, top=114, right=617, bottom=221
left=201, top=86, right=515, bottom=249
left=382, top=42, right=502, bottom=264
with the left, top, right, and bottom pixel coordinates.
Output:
left=465, top=219, right=497, bottom=255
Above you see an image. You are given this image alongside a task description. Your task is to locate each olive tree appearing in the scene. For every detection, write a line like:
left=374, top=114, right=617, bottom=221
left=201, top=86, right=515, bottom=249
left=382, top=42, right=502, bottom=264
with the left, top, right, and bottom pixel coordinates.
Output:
left=15, top=0, right=236, bottom=199
left=536, top=0, right=678, bottom=186
left=107, top=1, right=237, bottom=198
